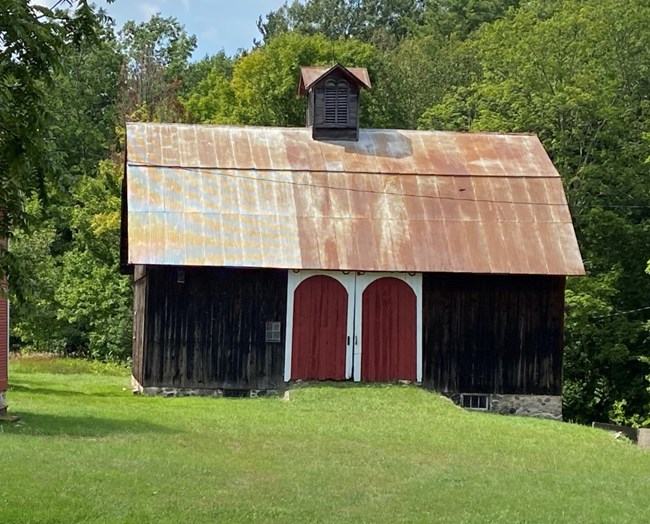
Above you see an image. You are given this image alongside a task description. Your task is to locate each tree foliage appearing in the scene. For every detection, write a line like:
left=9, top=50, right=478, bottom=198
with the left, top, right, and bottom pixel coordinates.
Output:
left=0, top=0, right=105, bottom=272
left=185, top=32, right=379, bottom=127
left=257, top=0, right=427, bottom=44
left=423, top=0, right=521, bottom=38
left=5, top=6, right=201, bottom=360
left=257, top=0, right=521, bottom=44
left=117, top=14, right=197, bottom=121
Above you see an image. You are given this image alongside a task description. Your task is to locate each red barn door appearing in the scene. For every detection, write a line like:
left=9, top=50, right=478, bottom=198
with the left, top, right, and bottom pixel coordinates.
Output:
left=361, top=277, right=417, bottom=382
left=291, top=275, right=348, bottom=380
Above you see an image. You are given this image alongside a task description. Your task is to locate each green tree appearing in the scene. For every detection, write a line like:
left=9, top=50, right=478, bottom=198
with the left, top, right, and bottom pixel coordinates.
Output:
left=420, top=0, right=650, bottom=423
left=186, top=33, right=379, bottom=127
left=180, top=51, right=234, bottom=98
left=11, top=160, right=132, bottom=360
left=184, top=69, right=236, bottom=124
left=9, top=199, right=68, bottom=353
left=8, top=8, right=131, bottom=360
left=370, top=34, right=477, bottom=129
left=0, top=0, right=104, bottom=276
left=117, top=14, right=197, bottom=121
left=46, top=22, right=122, bottom=182
left=423, top=0, right=521, bottom=38
left=55, top=160, right=132, bottom=360
left=257, top=0, right=426, bottom=44
left=257, top=0, right=520, bottom=44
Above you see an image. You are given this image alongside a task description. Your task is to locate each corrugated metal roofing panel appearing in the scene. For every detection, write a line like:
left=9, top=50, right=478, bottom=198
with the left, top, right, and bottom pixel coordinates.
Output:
left=125, top=123, right=585, bottom=275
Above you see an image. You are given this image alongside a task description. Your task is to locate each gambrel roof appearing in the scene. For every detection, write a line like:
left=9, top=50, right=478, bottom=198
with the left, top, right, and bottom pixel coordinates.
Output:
left=122, top=123, right=584, bottom=275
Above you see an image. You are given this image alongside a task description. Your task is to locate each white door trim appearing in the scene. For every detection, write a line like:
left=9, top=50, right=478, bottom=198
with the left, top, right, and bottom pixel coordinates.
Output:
left=284, top=270, right=355, bottom=382
left=353, top=272, right=423, bottom=383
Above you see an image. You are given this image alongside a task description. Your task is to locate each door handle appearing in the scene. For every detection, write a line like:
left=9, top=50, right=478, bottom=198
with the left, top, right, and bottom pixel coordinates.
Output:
left=347, top=336, right=350, bottom=345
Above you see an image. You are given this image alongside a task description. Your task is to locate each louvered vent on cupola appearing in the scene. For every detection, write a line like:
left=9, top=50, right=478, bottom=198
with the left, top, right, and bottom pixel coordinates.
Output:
left=298, top=64, right=371, bottom=141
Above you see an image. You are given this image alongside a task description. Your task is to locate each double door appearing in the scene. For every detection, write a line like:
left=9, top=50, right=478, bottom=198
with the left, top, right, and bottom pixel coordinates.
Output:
left=284, top=271, right=422, bottom=382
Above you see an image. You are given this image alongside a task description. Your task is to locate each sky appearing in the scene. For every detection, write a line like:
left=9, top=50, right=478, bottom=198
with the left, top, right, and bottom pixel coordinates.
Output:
left=35, top=0, right=291, bottom=58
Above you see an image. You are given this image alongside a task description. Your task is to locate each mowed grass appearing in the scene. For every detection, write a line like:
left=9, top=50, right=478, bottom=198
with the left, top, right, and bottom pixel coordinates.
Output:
left=1, top=357, right=649, bottom=523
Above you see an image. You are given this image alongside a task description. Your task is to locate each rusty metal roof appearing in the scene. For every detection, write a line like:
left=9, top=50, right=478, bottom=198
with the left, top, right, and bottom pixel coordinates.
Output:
left=298, top=65, right=372, bottom=96
left=124, top=123, right=585, bottom=275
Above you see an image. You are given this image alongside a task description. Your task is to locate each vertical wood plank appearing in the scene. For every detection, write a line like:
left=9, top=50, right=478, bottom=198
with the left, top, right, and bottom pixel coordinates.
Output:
left=131, top=266, right=147, bottom=384
left=422, top=274, right=565, bottom=395
left=143, top=267, right=287, bottom=390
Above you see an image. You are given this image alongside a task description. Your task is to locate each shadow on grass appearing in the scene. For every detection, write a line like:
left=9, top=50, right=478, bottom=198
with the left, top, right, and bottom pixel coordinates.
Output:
left=6, top=412, right=178, bottom=438
left=9, top=383, right=124, bottom=398
left=9, top=374, right=129, bottom=398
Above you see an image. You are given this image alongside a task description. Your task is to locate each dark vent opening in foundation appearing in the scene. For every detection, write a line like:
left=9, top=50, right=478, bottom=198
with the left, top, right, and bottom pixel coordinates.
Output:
left=461, top=393, right=489, bottom=410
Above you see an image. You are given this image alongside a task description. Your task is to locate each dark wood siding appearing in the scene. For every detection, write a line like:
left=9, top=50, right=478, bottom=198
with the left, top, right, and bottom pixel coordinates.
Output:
left=348, top=89, right=359, bottom=128
left=142, top=267, right=287, bottom=390
left=422, top=274, right=565, bottom=395
left=307, top=90, right=315, bottom=127
left=312, top=126, right=359, bottom=141
left=119, top=169, right=132, bottom=274
left=132, top=265, right=147, bottom=385
left=314, top=86, right=325, bottom=126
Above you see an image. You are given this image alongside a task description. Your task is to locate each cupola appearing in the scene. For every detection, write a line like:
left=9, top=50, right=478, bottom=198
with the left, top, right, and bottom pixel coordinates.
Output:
left=298, top=64, right=371, bottom=141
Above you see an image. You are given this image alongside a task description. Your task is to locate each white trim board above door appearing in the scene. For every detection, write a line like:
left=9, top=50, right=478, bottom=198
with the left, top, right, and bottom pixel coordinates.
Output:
left=284, top=270, right=422, bottom=383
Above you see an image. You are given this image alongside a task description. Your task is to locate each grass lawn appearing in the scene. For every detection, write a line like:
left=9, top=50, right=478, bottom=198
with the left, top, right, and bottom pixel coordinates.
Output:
left=1, top=356, right=649, bottom=523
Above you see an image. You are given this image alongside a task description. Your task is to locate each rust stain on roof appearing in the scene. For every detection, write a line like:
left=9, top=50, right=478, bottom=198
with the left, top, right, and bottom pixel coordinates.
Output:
left=124, top=123, right=585, bottom=276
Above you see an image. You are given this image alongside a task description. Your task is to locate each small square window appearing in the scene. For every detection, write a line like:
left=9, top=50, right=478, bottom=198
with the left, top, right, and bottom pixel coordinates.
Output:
left=461, top=393, right=489, bottom=410
left=265, top=321, right=281, bottom=343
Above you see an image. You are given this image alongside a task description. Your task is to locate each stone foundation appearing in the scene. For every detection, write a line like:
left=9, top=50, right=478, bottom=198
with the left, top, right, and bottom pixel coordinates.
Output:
left=131, top=376, right=278, bottom=398
left=488, top=394, right=562, bottom=420
left=449, top=392, right=562, bottom=420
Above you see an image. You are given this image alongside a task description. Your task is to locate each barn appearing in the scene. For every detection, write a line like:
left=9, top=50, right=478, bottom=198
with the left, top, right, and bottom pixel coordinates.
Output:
left=121, top=65, right=584, bottom=418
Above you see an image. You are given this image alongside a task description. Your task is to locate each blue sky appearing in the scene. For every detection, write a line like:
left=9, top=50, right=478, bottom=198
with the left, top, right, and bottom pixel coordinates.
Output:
left=38, top=1, right=290, bottom=58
